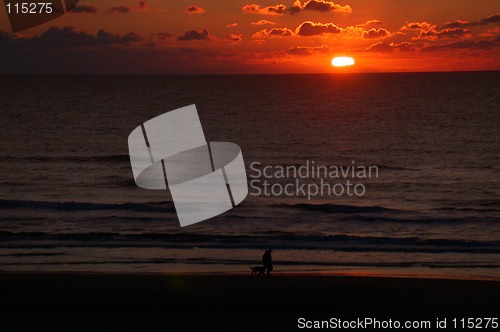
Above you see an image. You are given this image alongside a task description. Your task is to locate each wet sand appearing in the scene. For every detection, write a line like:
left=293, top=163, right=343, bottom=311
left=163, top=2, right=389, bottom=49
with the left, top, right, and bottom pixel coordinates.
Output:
left=1, top=273, right=498, bottom=331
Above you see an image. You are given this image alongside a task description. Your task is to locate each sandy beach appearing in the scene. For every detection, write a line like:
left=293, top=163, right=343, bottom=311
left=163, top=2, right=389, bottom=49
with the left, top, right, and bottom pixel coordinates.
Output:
left=1, top=273, right=498, bottom=331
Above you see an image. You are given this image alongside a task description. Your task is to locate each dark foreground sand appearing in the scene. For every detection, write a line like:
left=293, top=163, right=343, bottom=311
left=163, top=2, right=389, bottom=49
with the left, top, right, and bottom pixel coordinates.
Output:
left=0, top=273, right=498, bottom=331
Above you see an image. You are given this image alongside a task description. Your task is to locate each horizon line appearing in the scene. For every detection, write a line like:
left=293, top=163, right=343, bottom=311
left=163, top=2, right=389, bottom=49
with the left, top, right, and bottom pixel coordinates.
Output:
left=2, top=69, right=499, bottom=76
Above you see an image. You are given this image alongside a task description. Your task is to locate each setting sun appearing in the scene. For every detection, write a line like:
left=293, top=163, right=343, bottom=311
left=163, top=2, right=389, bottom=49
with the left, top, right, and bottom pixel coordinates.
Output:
left=331, top=57, right=355, bottom=67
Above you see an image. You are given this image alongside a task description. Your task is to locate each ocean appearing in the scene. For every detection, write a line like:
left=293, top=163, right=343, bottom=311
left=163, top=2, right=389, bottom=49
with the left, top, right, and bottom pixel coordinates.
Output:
left=0, top=72, right=499, bottom=279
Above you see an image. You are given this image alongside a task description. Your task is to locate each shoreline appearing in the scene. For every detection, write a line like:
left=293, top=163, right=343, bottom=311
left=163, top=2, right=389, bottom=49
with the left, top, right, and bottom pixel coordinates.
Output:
left=1, top=269, right=498, bottom=282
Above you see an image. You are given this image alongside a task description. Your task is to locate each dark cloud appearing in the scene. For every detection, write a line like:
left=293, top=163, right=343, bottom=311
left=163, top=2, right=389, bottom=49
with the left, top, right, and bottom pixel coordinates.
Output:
left=251, top=20, right=276, bottom=25
left=226, top=34, right=243, bottom=43
left=295, top=21, right=342, bottom=36
left=268, top=27, right=294, bottom=36
left=481, top=14, right=500, bottom=24
left=396, top=42, right=418, bottom=52
left=69, top=5, right=98, bottom=14
left=419, top=28, right=470, bottom=39
left=401, top=22, right=471, bottom=40
left=0, top=35, right=232, bottom=74
left=177, top=29, right=210, bottom=41
left=366, top=42, right=394, bottom=52
left=289, top=0, right=352, bottom=14
left=185, top=6, right=206, bottom=15
left=366, top=42, right=418, bottom=52
left=421, top=39, right=499, bottom=52
left=0, top=26, right=142, bottom=49
left=441, top=20, right=470, bottom=29
left=441, top=14, right=500, bottom=28
left=242, top=4, right=287, bottom=16
left=356, top=20, right=383, bottom=28
left=252, top=20, right=392, bottom=39
left=243, top=1, right=350, bottom=16
left=286, top=45, right=329, bottom=55
left=362, top=28, right=390, bottom=39
left=106, top=5, right=131, bottom=14
left=0, top=32, right=15, bottom=48
left=401, top=22, right=434, bottom=30
left=252, top=27, right=294, bottom=38
left=155, top=32, right=173, bottom=40
left=106, top=2, right=148, bottom=13
left=367, top=38, right=498, bottom=53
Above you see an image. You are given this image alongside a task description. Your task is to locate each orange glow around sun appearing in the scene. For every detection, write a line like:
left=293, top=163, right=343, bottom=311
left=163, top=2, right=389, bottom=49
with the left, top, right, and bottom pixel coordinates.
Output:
left=331, top=57, right=355, bottom=67
left=1, top=0, right=499, bottom=73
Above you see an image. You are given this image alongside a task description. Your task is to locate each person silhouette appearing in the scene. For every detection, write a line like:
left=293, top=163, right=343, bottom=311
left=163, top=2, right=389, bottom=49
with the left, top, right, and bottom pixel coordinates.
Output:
left=262, top=249, right=273, bottom=277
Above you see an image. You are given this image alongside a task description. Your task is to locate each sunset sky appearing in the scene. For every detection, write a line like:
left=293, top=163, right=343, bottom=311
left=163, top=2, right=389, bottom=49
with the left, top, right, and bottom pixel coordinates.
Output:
left=1, top=0, right=499, bottom=73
